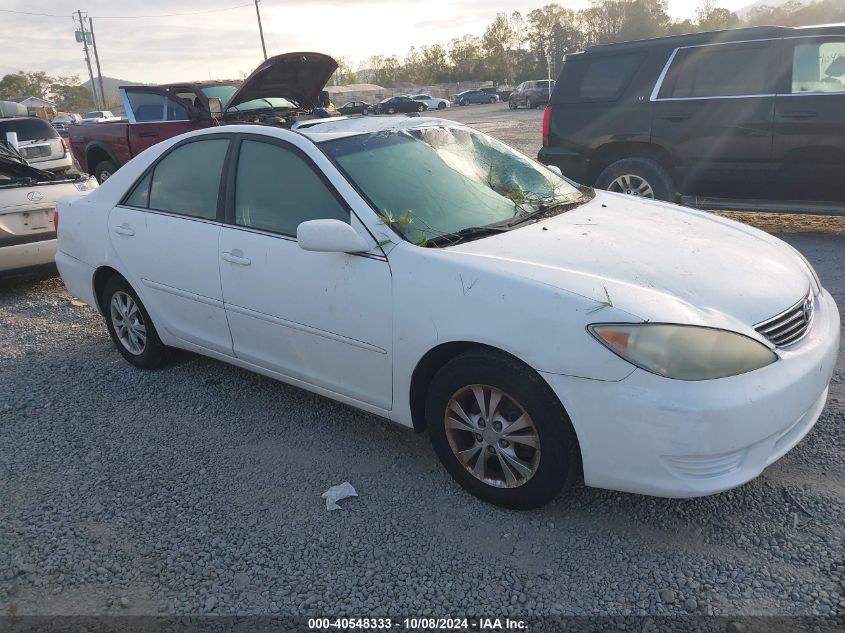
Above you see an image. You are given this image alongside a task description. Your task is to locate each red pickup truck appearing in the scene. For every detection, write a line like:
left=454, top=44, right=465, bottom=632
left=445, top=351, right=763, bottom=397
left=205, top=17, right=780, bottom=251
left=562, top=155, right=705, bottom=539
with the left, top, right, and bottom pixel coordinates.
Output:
left=70, top=52, right=337, bottom=183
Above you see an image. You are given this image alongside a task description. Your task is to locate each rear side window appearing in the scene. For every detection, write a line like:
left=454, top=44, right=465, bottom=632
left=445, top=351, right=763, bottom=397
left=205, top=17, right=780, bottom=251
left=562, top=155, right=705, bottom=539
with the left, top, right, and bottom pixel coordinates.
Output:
left=0, top=117, right=59, bottom=141
left=658, top=41, right=772, bottom=99
left=554, top=53, right=645, bottom=103
left=791, top=39, right=845, bottom=94
left=234, top=140, right=348, bottom=237
left=126, top=90, right=189, bottom=122
left=147, top=139, right=229, bottom=219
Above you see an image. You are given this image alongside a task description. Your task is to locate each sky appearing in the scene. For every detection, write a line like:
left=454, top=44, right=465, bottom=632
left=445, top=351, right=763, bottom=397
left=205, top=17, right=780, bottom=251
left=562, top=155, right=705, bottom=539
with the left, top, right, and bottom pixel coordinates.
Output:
left=2, top=0, right=753, bottom=85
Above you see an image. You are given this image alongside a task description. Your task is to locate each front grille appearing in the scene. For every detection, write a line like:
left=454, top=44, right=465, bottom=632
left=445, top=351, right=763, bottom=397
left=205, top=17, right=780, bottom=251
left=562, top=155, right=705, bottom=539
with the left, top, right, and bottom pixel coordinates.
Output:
left=754, top=289, right=814, bottom=348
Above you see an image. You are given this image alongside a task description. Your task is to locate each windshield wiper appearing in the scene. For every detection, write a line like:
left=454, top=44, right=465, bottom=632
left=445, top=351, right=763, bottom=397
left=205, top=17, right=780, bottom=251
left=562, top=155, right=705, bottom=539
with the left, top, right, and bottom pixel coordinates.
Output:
left=504, top=191, right=594, bottom=228
left=425, top=222, right=512, bottom=247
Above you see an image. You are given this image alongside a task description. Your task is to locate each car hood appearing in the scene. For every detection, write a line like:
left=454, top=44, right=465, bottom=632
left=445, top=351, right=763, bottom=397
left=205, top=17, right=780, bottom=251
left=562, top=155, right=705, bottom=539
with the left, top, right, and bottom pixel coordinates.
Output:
left=446, top=191, right=813, bottom=328
left=225, top=52, right=338, bottom=112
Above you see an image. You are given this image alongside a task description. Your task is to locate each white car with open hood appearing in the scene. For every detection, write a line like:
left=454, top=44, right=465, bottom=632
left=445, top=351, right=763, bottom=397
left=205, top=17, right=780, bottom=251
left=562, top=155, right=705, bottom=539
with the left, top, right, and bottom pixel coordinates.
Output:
left=54, top=116, right=839, bottom=509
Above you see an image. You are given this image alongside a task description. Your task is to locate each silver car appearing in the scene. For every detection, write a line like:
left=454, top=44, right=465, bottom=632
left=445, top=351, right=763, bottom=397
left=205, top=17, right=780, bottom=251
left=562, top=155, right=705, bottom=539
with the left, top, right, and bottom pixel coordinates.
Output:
left=0, top=117, right=73, bottom=173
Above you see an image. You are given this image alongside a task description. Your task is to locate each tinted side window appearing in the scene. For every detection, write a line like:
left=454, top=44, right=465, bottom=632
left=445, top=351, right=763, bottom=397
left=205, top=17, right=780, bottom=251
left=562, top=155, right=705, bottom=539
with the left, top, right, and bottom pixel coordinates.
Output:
left=234, top=140, right=348, bottom=236
left=792, top=39, right=845, bottom=94
left=148, top=139, right=229, bottom=219
left=659, top=42, right=772, bottom=99
left=580, top=54, right=645, bottom=101
left=124, top=172, right=151, bottom=208
left=126, top=90, right=189, bottom=122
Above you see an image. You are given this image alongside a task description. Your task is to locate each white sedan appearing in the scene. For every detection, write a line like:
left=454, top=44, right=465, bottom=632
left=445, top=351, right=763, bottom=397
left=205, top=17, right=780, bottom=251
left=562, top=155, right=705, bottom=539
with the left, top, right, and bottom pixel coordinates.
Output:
left=411, top=94, right=450, bottom=110
left=55, top=117, right=839, bottom=509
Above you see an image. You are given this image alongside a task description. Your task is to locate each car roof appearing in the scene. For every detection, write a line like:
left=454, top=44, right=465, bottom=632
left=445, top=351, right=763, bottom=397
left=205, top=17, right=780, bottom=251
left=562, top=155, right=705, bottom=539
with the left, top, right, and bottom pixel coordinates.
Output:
left=297, top=115, right=460, bottom=143
left=577, top=23, right=845, bottom=57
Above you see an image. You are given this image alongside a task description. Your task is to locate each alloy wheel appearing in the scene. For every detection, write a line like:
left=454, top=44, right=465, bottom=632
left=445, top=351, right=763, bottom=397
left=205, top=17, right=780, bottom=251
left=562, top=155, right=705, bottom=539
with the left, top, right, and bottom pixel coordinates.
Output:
left=110, top=291, right=146, bottom=355
left=444, top=384, right=541, bottom=489
left=607, top=174, right=654, bottom=198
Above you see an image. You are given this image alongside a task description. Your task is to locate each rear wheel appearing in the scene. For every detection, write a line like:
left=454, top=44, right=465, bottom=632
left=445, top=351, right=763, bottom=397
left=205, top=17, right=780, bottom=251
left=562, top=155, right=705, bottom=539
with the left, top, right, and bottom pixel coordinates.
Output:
left=508, top=100, right=517, bottom=110
left=94, top=160, right=117, bottom=184
left=595, top=157, right=676, bottom=202
left=102, top=275, right=170, bottom=369
left=387, top=107, right=396, bottom=114
left=417, top=104, right=425, bottom=112
left=437, top=102, right=446, bottom=110
left=489, top=96, right=497, bottom=104
left=460, top=99, right=469, bottom=106
left=426, top=349, right=580, bottom=509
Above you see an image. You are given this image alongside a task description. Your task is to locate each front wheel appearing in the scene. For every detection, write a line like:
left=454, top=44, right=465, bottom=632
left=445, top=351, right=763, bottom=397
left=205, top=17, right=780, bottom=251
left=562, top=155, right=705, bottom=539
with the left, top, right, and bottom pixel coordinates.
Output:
left=102, top=275, right=170, bottom=369
left=417, top=104, right=425, bottom=112
left=426, top=349, right=580, bottom=509
left=459, top=99, right=468, bottom=106
left=595, top=157, right=676, bottom=202
left=387, top=107, right=396, bottom=114
left=437, top=102, right=446, bottom=110
left=508, top=100, right=517, bottom=110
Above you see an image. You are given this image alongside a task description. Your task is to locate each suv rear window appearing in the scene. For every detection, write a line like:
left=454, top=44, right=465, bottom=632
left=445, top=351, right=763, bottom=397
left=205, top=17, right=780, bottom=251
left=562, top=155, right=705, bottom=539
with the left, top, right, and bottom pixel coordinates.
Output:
left=0, top=117, right=59, bottom=142
left=554, top=53, right=645, bottom=103
left=657, top=41, right=773, bottom=99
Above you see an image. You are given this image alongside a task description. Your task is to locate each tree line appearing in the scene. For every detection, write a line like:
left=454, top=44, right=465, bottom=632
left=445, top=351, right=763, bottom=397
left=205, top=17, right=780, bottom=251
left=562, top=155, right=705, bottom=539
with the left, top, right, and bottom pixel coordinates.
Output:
left=332, top=0, right=845, bottom=86
left=0, top=71, right=96, bottom=112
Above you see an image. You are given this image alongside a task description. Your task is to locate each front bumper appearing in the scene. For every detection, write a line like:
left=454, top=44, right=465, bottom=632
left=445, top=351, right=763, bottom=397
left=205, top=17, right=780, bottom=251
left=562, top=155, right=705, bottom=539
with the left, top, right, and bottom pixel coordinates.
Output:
left=542, top=289, right=840, bottom=498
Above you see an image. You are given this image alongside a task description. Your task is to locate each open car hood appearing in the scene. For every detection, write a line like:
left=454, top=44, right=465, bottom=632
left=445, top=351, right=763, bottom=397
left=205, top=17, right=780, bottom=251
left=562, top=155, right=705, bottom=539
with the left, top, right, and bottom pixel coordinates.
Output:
left=225, top=52, right=338, bottom=112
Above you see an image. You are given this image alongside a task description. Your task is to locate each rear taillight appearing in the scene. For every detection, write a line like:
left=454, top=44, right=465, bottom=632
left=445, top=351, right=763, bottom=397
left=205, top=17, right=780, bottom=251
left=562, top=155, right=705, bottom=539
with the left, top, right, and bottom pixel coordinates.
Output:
left=61, top=138, right=70, bottom=155
left=53, top=209, right=59, bottom=232
left=542, top=105, right=551, bottom=147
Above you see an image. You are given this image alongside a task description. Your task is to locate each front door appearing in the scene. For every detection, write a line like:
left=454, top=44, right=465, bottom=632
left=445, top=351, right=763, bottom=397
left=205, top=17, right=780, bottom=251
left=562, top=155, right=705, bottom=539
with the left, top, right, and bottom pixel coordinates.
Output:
left=218, top=137, right=393, bottom=409
left=773, top=36, right=845, bottom=200
left=650, top=39, right=777, bottom=196
left=108, top=136, right=233, bottom=355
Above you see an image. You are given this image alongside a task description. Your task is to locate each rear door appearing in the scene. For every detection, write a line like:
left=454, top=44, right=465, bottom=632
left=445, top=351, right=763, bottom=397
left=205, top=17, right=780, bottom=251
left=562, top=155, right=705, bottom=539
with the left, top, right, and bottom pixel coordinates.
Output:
left=109, top=136, right=234, bottom=356
left=122, top=87, right=204, bottom=155
left=650, top=39, right=777, bottom=195
left=773, top=35, right=845, bottom=200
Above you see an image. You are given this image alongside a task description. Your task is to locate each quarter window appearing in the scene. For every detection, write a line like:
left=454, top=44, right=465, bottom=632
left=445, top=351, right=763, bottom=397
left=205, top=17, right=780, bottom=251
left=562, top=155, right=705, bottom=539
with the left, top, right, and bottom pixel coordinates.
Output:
left=792, top=40, right=845, bottom=93
left=659, top=42, right=772, bottom=99
left=575, top=53, right=645, bottom=101
left=234, top=140, right=348, bottom=236
left=147, top=139, right=229, bottom=219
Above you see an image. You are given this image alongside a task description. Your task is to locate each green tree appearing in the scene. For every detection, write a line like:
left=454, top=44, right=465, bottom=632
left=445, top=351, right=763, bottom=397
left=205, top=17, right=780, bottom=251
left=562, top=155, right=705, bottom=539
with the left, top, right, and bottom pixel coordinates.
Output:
left=420, top=44, right=449, bottom=84
left=483, top=13, right=518, bottom=83
left=449, top=35, right=484, bottom=81
left=0, top=73, right=28, bottom=100
left=695, top=1, right=739, bottom=30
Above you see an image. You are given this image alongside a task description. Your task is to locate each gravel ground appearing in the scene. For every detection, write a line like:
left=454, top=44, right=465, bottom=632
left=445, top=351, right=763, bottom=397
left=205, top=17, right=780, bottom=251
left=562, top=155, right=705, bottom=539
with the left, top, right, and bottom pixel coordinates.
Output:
left=0, top=109, right=844, bottom=623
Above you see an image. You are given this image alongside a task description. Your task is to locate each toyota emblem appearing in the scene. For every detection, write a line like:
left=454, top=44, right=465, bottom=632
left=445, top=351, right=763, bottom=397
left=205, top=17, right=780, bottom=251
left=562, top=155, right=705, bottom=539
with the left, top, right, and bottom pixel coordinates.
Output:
left=802, top=296, right=813, bottom=323
left=27, top=191, right=44, bottom=202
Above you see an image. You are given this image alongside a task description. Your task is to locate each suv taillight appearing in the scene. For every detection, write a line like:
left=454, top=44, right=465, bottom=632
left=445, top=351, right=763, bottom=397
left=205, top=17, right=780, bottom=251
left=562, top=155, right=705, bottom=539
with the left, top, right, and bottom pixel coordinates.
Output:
left=542, top=106, right=551, bottom=147
left=61, top=138, right=70, bottom=155
left=53, top=209, right=59, bottom=232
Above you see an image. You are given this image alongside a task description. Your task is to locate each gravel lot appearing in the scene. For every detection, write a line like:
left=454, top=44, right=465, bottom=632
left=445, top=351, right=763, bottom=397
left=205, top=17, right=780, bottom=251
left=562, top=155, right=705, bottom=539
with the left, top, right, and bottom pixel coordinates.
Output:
left=1, top=106, right=844, bottom=624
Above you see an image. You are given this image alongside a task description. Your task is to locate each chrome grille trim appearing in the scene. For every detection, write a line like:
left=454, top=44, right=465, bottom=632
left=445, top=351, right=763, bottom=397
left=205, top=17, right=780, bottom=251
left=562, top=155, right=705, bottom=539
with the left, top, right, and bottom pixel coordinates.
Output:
left=754, top=289, right=814, bottom=348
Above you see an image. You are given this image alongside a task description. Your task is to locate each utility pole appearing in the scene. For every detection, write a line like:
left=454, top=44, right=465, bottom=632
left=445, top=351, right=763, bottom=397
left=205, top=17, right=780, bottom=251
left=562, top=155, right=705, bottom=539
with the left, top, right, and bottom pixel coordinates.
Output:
left=254, top=0, right=267, bottom=60
left=88, top=18, right=107, bottom=111
left=76, top=10, right=100, bottom=109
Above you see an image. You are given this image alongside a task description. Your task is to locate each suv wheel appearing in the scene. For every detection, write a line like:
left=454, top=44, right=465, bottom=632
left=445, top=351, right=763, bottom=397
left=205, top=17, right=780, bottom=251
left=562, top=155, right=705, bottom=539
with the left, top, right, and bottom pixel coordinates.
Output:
left=508, top=100, right=517, bottom=110
left=595, top=157, right=675, bottom=202
left=426, top=349, right=580, bottom=509
left=94, top=160, right=117, bottom=184
left=525, top=97, right=533, bottom=109
left=102, top=275, right=170, bottom=369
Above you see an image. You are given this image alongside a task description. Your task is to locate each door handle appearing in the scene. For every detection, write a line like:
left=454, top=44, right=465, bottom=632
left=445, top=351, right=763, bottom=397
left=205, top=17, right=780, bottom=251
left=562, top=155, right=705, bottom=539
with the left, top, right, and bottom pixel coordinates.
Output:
left=113, top=224, right=134, bottom=236
left=221, top=251, right=251, bottom=266
left=660, top=113, right=691, bottom=121
left=138, top=131, right=159, bottom=138
left=780, top=110, right=817, bottom=119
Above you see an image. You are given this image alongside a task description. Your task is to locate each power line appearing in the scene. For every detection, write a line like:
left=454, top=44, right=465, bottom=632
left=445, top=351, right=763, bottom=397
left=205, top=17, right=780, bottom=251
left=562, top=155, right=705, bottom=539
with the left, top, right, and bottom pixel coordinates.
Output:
left=0, top=3, right=252, bottom=20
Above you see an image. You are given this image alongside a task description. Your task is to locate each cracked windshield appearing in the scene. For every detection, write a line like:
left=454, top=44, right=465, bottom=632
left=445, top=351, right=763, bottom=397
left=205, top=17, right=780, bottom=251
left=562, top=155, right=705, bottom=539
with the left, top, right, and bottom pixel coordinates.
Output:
left=322, top=125, right=588, bottom=245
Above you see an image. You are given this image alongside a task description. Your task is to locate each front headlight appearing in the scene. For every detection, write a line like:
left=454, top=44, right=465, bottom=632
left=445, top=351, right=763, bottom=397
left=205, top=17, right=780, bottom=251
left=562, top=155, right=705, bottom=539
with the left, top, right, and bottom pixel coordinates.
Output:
left=588, top=323, right=777, bottom=380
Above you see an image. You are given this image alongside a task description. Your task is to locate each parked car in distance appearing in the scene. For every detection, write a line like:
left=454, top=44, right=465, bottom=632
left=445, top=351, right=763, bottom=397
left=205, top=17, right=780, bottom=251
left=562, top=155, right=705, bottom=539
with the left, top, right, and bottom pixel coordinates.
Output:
left=55, top=116, right=838, bottom=509
left=69, top=52, right=339, bottom=183
left=455, top=90, right=499, bottom=105
left=411, top=94, right=450, bottom=110
left=337, top=101, right=371, bottom=115
left=539, top=24, right=845, bottom=207
left=509, top=80, right=555, bottom=109
left=51, top=113, right=82, bottom=136
left=80, top=110, right=118, bottom=123
left=373, top=96, right=427, bottom=114
left=0, top=117, right=73, bottom=173
left=0, top=142, right=96, bottom=274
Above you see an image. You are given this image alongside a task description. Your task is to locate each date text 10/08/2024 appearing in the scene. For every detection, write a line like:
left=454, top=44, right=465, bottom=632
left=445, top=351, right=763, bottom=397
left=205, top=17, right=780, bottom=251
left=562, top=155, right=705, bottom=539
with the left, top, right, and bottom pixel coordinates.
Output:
left=307, top=617, right=529, bottom=630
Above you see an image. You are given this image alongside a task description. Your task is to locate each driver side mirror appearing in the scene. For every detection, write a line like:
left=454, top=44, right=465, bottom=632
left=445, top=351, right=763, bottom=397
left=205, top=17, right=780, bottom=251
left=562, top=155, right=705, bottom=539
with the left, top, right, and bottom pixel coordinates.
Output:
left=297, top=219, right=370, bottom=253
left=207, top=97, right=223, bottom=119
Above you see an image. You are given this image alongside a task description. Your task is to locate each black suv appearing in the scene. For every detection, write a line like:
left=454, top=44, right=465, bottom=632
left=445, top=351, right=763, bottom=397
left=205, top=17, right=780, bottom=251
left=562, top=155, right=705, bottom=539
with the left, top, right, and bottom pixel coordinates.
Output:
left=509, top=80, right=555, bottom=109
left=538, top=25, right=845, bottom=208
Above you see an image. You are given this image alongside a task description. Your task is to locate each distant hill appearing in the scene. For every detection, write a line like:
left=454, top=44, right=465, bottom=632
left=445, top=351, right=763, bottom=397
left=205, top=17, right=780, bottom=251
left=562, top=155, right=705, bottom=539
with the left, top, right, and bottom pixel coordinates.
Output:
left=736, top=0, right=810, bottom=18
left=82, top=76, right=145, bottom=107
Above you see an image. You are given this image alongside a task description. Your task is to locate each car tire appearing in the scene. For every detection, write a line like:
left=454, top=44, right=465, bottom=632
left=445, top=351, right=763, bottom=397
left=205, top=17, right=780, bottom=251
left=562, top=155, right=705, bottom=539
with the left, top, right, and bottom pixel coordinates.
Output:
left=417, top=104, right=425, bottom=112
left=94, top=160, right=117, bottom=184
left=102, top=275, right=170, bottom=370
left=437, top=102, right=446, bottom=110
left=595, top=157, right=676, bottom=202
left=525, top=97, right=533, bottom=109
left=387, top=107, right=396, bottom=114
left=508, top=100, right=517, bottom=110
left=489, top=96, right=497, bottom=104
left=425, top=349, right=580, bottom=510
left=460, top=99, right=468, bottom=106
